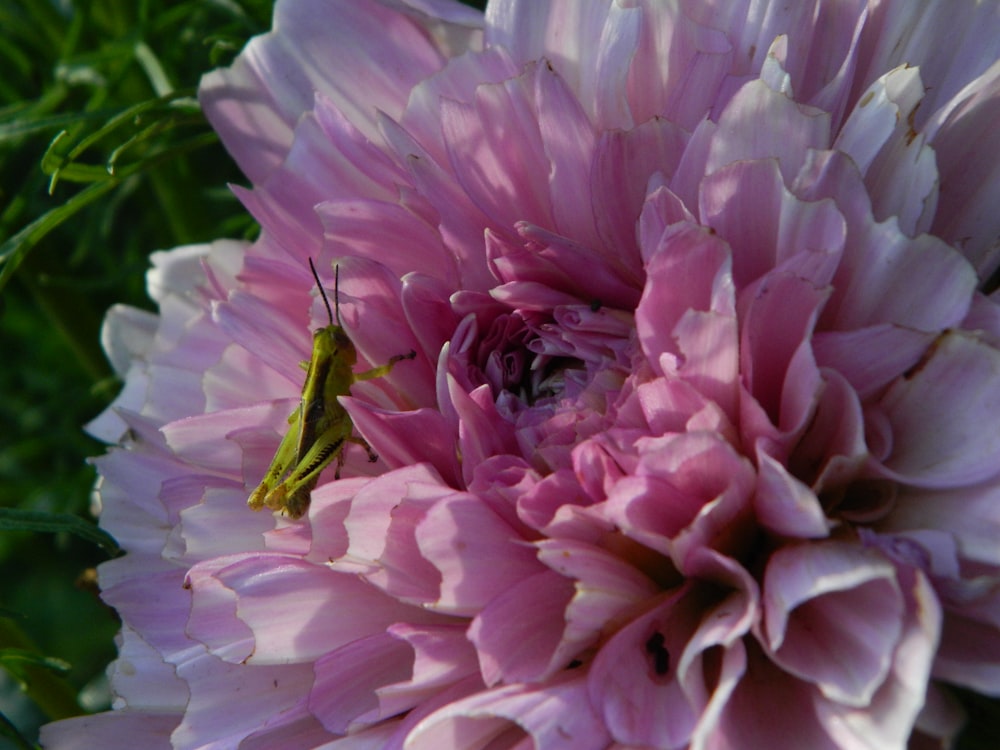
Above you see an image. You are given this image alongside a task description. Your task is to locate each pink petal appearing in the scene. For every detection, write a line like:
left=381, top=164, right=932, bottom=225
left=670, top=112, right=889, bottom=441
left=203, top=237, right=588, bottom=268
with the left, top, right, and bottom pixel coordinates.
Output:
left=883, top=481, right=1000, bottom=568
left=816, top=566, right=941, bottom=750
left=927, top=63, right=1000, bottom=277
left=186, top=553, right=444, bottom=664
left=592, top=118, right=688, bottom=265
left=836, top=67, right=939, bottom=237
left=40, top=713, right=178, bottom=750
left=200, top=0, right=451, bottom=182
left=536, top=538, right=659, bottom=650
left=700, top=159, right=845, bottom=289
left=468, top=570, right=576, bottom=685
left=310, top=632, right=413, bottom=733
left=376, top=624, right=482, bottom=719
left=812, top=325, right=935, bottom=400
left=762, top=541, right=905, bottom=706
left=738, top=270, right=828, bottom=443
left=637, top=223, right=739, bottom=421
left=171, top=650, right=316, bottom=749
left=708, top=78, right=831, bottom=186
left=534, top=60, right=600, bottom=249
left=588, top=586, right=703, bottom=748
left=440, top=68, right=554, bottom=233
left=875, top=331, right=1000, bottom=487
left=416, top=493, right=544, bottom=615
left=701, top=644, right=841, bottom=750
left=754, top=451, right=830, bottom=539
left=405, top=675, right=610, bottom=750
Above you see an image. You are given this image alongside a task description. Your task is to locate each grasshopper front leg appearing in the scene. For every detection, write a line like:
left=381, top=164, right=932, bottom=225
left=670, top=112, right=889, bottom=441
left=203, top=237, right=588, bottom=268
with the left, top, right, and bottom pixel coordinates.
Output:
left=247, top=407, right=302, bottom=512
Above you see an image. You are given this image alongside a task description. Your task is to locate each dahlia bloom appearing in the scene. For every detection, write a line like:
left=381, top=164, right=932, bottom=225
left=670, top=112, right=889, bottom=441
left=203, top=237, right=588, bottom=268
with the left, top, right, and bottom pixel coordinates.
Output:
left=41, top=0, right=1000, bottom=748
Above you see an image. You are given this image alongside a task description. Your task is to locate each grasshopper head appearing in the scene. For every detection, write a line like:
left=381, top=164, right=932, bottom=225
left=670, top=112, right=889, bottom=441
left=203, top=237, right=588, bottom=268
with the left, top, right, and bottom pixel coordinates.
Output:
left=313, top=323, right=358, bottom=368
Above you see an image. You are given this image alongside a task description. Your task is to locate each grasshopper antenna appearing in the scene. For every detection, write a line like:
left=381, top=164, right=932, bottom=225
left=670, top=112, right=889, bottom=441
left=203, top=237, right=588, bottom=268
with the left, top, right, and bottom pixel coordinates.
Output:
left=309, top=258, right=337, bottom=328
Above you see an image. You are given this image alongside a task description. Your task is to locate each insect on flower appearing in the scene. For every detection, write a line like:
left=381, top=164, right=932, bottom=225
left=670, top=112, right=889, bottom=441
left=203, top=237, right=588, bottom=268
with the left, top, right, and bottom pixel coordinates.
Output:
left=247, top=259, right=416, bottom=518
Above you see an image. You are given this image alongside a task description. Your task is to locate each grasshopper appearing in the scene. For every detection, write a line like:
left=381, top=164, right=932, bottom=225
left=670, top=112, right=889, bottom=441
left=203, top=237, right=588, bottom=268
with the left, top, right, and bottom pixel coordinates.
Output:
left=247, top=259, right=415, bottom=518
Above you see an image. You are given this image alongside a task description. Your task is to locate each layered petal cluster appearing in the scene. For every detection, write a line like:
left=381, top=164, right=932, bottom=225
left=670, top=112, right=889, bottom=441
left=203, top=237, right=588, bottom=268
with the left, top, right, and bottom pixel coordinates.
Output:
left=42, top=1, right=1000, bottom=748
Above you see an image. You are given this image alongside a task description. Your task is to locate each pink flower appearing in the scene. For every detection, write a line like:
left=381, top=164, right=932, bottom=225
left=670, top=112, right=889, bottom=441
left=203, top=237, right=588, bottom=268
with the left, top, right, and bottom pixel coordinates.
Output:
left=42, top=1, right=1000, bottom=748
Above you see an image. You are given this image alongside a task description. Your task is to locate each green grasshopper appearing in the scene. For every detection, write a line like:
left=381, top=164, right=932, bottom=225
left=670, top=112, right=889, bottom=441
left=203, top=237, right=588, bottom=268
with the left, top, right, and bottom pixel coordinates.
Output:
left=247, top=259, right=415, bottom=518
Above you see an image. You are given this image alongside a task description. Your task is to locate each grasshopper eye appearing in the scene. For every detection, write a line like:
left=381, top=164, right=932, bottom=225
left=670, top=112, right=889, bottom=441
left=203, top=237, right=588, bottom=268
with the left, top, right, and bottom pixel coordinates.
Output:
left=333, top=327, right=351, bottom=351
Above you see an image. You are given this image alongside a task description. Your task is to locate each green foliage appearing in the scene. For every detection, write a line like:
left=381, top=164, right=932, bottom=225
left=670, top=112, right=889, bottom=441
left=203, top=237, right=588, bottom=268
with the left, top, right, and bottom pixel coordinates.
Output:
left=0, top=0, right=272, bottom=743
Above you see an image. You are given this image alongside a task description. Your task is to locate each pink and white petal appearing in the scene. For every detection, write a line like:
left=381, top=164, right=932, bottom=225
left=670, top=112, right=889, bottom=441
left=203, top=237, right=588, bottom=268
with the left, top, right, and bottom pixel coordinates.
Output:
left=213, top=289, right=309, bottom=387
left=485, top=0, right=632, bottom=128
left=170, top=649, right=316, bottom=749
left=738, top=271, right=828, bottom=443
left=588, top=586, right=702, bottom=749
left=793, top=368, right=870, bottom=492
left=105, top=623, right=188, bottom=711
left=405, top=674, right=610, bottom=750
left=856, top=0, right=1000, bottom=128
left=376, top=624, right=482, bottom=719
left=333, top=256, right=435, bottom=408
left=874, top=331, right=1000, bottom=488
left=312, top=721, right=405, bottom=750
left=365, top=483, right=452, bottom=606
left=468, top=570, right=577, bottom=685
left=440, top=71, right=554, bottom=233
left=100, top=303, right=157, bottom=379
left=754, top=450, right=830, bottom=539
left=172, top=485, right=273, bottom=561
left=881, top=481, right=1000, bottom=568
left=203, top=342, right=298, bottom=413
left=625, top=1, right=734, bottom=130
left=699, top=644, right=841, bottom=750
left=345, top=402, right=460, bottom=487
left=447, top=379, right=521, bottom=488
left=416, top=492, right=543, bottom=615
left=378, top=114, right=498, bottom=293
left=636, top=222, right=739, bottom=420
left=240, top=707, right=341, bottom=750
left=835, top=66, right=939, bottom=236
left=401, top=45, right=516, bottom=163
left=311, top=632, right=414, bottom=734
left=185, top=557, right=255, bottom=664
left=536, top=538, right=659, bottom=646
left=40, top=713, right=178, bottom=750
left=90, top=449, right=182, bottom=555
left=811, top=325, right=935, bottom=400
left=534, top=60, right=601, bottom=250
left=700, top=159, right=845, bottom=289
left=592, top=117, right=688, bottom=265
left=319, top=198, right=459, bottom=292
left=101, top=568, right=194, bottom=663
left=930, top=571, right=1000, bottom=695
left=816, top=567, right=941, bottom=750
left=761, top=541, right=904, bottom=706
left=927, top=60, right=1000, bottom=277
left=824, top=220, right=977, bottom=334
left=187, top=553, right=444, bottom=664
left=200, top=0, right=449, bottom=182
left=707, top=78, right=831, bottom=186
left=162, top=407, right=277, bottom=482
left=507, top=222, right=642, bottom=308
left=677, top=550, right=759, bottom=711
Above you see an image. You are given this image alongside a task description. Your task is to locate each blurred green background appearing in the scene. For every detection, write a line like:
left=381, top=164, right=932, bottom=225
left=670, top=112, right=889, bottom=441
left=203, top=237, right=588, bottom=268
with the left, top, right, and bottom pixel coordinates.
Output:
left=0, top=0, right=995, bottom=748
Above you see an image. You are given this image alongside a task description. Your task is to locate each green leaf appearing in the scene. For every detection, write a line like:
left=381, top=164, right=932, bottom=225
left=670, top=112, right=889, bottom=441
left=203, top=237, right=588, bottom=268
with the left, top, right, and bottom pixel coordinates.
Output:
left=0, top=712, right=35, bottom=750
left=0, top=648, right=71, bottom=678
left=0, top=177, right=120, bottom=291
left=0, top=509, right=119, bottom=557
